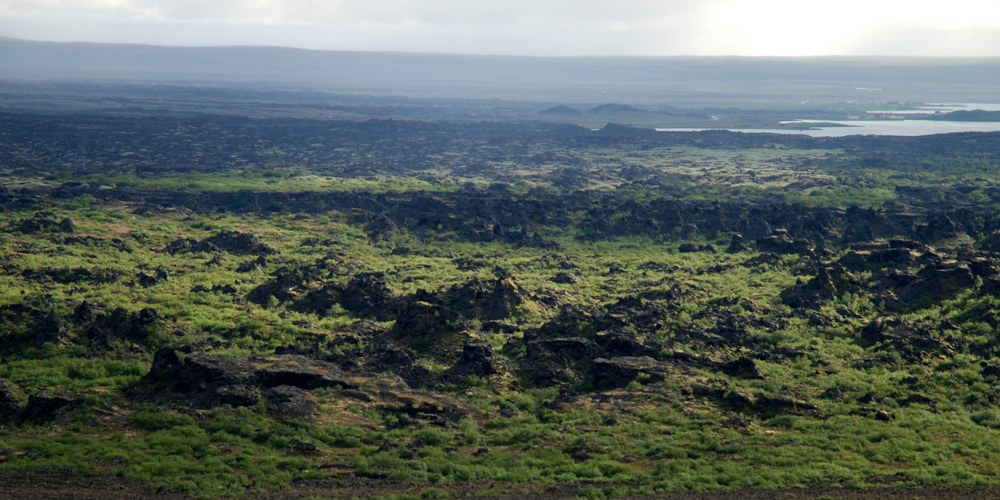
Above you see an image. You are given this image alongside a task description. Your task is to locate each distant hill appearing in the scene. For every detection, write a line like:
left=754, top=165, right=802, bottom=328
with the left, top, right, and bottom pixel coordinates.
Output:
left=586, top=103, right=647, bottom=115
left=538, top=105, right=582, bottom=116
left=536, top=103, right=684, bottom=125
left=593, top=122, right=661, bottom=137
left=928, top=109, right=1000, bottom=121
left=2, top=37, right=1000, bottom=105
left=577, top=103, right=672, bottom=124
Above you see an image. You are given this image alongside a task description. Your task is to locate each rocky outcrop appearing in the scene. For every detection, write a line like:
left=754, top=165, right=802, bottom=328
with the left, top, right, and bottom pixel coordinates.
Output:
left=203, top=230, right=274, bottom=255
left=551, top=272, right=581, bottom=284
left=443, top=268, right=525, bottom=321
left=31, top=311, right=68, bottom=347
left=0, top=380, right=25, bottom=419
left=838, top=246, right=915, bottom=272
left=780, top=266, right=838, bottom=309
left=859, top=317, right=954, bottom=362
left=719, top=356, right=765, bottom=379
left=363, top=343, right=438, bottom=389
left=20, top=267, right=120, bottom=285
left=588, top=356, right=668, bottom=389
left=136, top=267, right=168, bottom=288
left=337, top=273, right=399, bottom=320
left=19, top=391, right=87, bottom=422
left=781, top=253, right=977, bottom=314
left=141, top=347, right=355, bottom=410
left=292, top=284, right=341, bottom=316
left=756, top=233, right=814, bottom=256
left=236, top=255, right=268, bottom=273
left=726, top=233, right=750, bottom=253
left=442, top=340, right=509, bottom=386
left=246, top=272, right=305, bottom=306
left=379, top=269, right=525, bottom=356
left=514, top=302, right=676, bottom=387
left=518, top=336, right=598, bottom=387
left=686, top=385, right=822, bottom=419
left=74, top=304, right=162, bottom=347
left=263, top=385, right=318, bottom=418
left=917, top=213, right=961, bottom=242
left=164, top=230, right=274, bottom=256
left=162, top=237, right=200, bottom=254
left=14, top=212, right=75, bottom=234
left=138, top=346, right=479, bottom=424
left=750, top=394, right=823, bottom=418
left=892, top=263, right=976, bottom=310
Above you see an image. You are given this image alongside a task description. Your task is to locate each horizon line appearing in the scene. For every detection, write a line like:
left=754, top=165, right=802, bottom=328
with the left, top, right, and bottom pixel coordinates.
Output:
left=4, top=36, right=1000, bottom=61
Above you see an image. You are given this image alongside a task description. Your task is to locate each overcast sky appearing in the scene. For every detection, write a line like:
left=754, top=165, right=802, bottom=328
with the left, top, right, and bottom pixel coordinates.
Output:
left=2, top=0, right=1000, bottom=57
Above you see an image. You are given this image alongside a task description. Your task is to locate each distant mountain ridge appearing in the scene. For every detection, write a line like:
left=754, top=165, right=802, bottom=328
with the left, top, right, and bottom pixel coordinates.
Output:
left=587, top=103, right=646, bottom=115
left=538, top=105, right=582, bottom=116
left=928, top=109, right=1000, bottom=121
left=2, top=37, right=1000, bottom=105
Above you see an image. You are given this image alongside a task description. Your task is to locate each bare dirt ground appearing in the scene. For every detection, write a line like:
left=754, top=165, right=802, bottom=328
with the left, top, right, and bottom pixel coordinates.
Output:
left=2, top=469, right=999, bottom=500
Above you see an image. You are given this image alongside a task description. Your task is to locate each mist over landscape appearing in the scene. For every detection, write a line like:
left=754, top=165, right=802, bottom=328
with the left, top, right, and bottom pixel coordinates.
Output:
left=4, top=36, right=1000, bottom=106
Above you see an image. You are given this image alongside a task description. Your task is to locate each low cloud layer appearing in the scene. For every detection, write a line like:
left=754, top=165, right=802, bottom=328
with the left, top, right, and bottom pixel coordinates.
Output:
left=2, top=0, right=999, bottom=56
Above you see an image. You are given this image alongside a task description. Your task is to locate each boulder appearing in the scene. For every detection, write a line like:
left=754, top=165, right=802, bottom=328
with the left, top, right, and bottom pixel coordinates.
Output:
left=364, top=343, right=438, bottom=389
left=720, top=357, right=764, bottom=379
left=594, top=330, right=661, bottom=358
left=779, top=266, right=837, bottom=309
left=57, top=218, right=76, bottom=232
left=136, top=272, right=161, bottom=288
left=142, top=348, right=355, bottom=410
left=293, top=284, right=340, bottom=316
left=164, top=230, right=274, bottom=256
left=138, top=347, right=479, bottom=424
left=443, top=340, right=508, bottom=384
left=526, top=337, right=599, bottom=365
left=756, top=235, right=814, bottom=256
left=918, top=213, right=960, bottom=241
left=72, top=301, right=97, bottom=325
left=236, top=255, right=268, bottom=273
left=726, top=233, right=750, bottom=253
left=246, top=273, right=304, bottom=306
left=32, top=311, right=68, bottom=347
left=751, top=394, right=823, bottom=418
left=16, top=212, right=60, bottom=233
left=551, top=272, right=581, bottom=284
left=711, top=314, right=754, bottom=345
left=859, top=317, right=953, bottom=361
left=385, top=296, right=466, bottom=355
left=678, top=243, right=699, bottom=253
left=0, top=380, right=25, bottom=419
left=82, top=306, right=161, bottom=346
left=19, top=391, right=86, bottom=422
left=198, top=230, right=275, bottom=256
left=440, top=268, right=524, bottom=320
left=338, top=273, right=398, bottom=320
left=588, top=356, right=667, bottom=388
left=163, top=237, right=201, bottom=254
left=876, top=263, right=977, bottom=312
left=264, top=385, right=317, bottom=418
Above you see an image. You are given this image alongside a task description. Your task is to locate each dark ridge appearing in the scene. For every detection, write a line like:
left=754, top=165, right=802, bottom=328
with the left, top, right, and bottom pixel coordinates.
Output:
left=928, top=109, right=1000, bottom=122
left=586, top=103, right=646, bottom=115
left=593, top=122, right=660, bottom=137
left=538, top=105, right=582, bottom=116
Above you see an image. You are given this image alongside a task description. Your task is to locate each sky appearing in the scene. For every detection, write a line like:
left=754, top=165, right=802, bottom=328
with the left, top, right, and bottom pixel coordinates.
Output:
left=2, top=0, right=1000, bottom=57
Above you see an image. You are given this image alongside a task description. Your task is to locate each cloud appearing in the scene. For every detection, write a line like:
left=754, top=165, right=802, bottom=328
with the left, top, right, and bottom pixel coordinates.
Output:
left=1, top=0, right=999, bottom=56
left=842, top=27, right=1000, bottom=57
left=0, top=0, right=705, bottom=26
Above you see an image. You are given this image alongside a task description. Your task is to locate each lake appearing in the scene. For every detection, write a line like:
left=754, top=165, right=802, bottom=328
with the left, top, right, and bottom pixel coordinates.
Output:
left=656, top=103, right=1000, bottom=137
